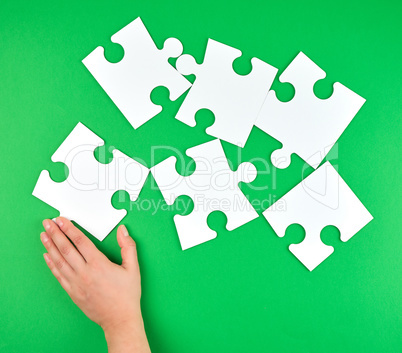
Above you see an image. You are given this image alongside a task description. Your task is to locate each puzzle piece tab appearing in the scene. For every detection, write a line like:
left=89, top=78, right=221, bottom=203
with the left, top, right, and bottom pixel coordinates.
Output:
left=175, top=39, right=278, bottom=147
left=82, top=17, right=191, bottom=129
left=32, top=123, right=149, bottom=240
left=263, top=162, right=373, bottom=271
left=255, top=52, right=366, bottom=169
left=151, top=139, right=258, bottom=250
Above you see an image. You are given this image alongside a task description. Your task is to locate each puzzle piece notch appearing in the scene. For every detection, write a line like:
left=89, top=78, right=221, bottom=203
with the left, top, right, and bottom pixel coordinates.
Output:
left=256, top=51, right=366, bottom=169
left=175, top=54, right=200, bottom=77
left=33, top=123, right=149, bottom=241
left=263, top=162, right=373, bottom=271
left=151, top=139, right=258, bottom=250
left=175, top=39, right=278, bottom=147
left=82, top=17, right=191, bottom=129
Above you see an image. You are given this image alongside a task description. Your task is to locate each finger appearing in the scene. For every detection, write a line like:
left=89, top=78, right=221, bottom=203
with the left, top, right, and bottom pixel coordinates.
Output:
left=43, top=252, right=72, bottom=293
left=117, top=225, right=139, bottom=271
left=40, top=231, right=75, bottom=280
left=42, top=219, right=85, bottom=271
left=55, top=217, right=102, bottom=263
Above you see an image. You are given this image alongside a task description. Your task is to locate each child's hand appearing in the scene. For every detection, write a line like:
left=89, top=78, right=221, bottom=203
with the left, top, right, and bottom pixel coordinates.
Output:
left=40, top=217, right=151, bottom=353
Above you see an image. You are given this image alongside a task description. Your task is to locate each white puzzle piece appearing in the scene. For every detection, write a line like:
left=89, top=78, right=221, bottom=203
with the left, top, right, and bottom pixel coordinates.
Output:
left=255, top=52, right=366, bottom=169
left=151, top=139, right=259, bottom=250
left=32, top=123, right=149, bottom=241
left=263, top=162, right=373, bottom=271
left=175, top=39, right=278, bottom=147
left=82, top=17, right=191, bottom=129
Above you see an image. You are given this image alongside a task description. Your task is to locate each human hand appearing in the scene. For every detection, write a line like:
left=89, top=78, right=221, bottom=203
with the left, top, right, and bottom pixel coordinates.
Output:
left=40, top=217, right=151, bottom=353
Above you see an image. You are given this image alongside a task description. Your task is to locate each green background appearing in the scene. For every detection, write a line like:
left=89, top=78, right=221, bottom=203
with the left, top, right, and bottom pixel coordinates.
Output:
left=0, top=0, right=401, bottom=352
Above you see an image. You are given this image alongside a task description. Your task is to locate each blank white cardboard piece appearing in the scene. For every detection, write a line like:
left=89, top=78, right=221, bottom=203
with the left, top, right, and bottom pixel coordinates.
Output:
left=82, top=17, right=191, bottom=129
left=255, top=52, right=366, bottom=169
left=151, top=139, right=258, bottom=250
left=263, top=162, right=373, bottom=271
left=175, top=39, right=278, bottom=147
left=32, top=123, right=149, bottom=241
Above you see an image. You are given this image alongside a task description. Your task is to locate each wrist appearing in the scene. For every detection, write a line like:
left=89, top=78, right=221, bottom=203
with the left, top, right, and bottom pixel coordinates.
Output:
left=103, top=314, right=151, bottom=353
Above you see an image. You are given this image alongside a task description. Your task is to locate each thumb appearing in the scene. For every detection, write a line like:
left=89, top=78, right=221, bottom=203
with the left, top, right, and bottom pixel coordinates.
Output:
left=117, top=225, right=138, bottom=271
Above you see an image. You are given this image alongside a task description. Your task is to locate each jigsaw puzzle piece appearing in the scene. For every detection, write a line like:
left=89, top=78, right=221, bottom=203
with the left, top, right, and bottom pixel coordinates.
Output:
left=82, top=17, right=191, bottom=129
left=151, top=139, right=258, bottom=249
left=175, top=39, right=278, bottom=147
left=263, top=162, right=373, bottom=271
left=255, top=52, right=366, bottom=169
left=33, top=123, right=149, bottom=241
left=174, top=208, right=216, bottom=250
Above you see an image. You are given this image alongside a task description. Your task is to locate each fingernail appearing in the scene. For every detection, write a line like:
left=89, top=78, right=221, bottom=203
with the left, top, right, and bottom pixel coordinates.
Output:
left=121, top=225, right=129, bottom=236
left=43, top=220, right=51, bottom=230
left=43, top=253, right=50, bottom=263
left=56, top=217, right=63, bottom=227
left=41, top=232, right=49, bottom=243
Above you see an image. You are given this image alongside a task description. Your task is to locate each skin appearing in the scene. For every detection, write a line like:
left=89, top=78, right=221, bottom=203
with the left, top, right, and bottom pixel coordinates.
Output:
left=40, top=217, right=151, bottom=353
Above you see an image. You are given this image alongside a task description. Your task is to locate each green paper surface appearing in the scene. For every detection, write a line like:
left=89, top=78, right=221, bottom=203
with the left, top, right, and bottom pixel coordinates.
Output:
left=0, top=1, right=401, bottom=352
